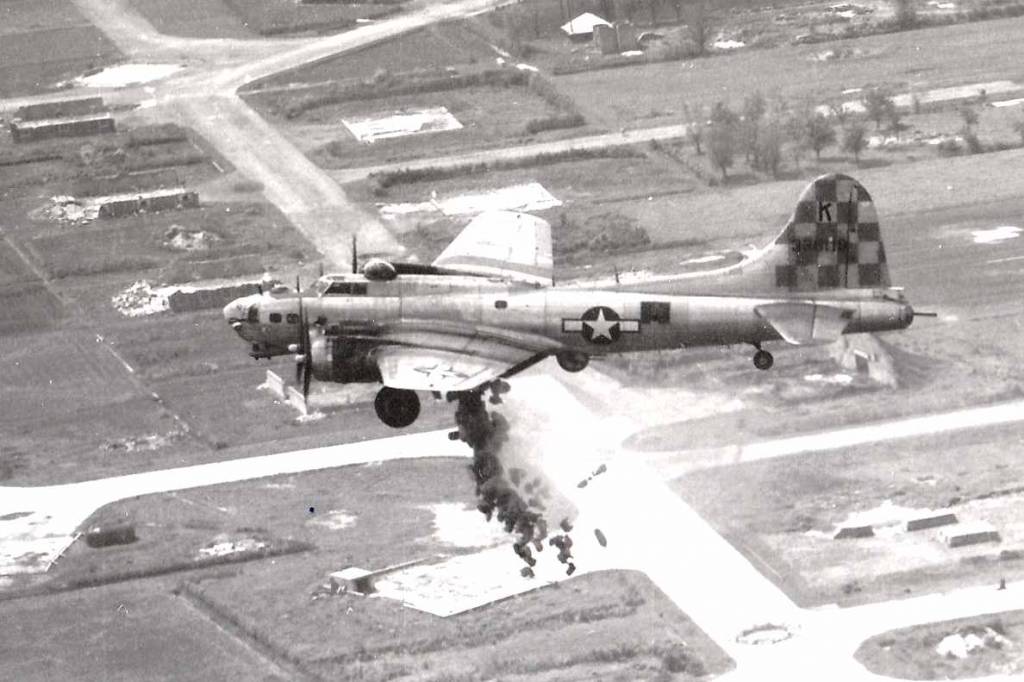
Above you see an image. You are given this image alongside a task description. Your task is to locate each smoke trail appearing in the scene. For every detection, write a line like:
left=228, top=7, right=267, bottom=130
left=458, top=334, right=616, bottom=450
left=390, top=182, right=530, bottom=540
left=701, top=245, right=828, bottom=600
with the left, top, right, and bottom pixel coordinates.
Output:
left=453, top=389, right=577, bottom=577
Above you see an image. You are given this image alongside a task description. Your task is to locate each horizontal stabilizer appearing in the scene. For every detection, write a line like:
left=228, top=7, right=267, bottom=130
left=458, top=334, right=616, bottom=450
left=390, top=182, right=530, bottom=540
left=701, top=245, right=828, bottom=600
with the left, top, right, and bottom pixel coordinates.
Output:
left=755, top=302, right=852, bottom=345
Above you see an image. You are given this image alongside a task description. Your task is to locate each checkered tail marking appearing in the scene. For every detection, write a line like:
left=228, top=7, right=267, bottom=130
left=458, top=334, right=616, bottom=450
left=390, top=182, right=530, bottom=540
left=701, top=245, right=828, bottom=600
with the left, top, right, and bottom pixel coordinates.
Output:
left=772, top=174, right=890, bottom=291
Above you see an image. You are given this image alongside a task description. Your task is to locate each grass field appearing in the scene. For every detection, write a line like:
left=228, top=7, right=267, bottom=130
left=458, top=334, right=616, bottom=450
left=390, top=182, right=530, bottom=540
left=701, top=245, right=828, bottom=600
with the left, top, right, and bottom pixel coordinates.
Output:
left=272, top=85, right=587, bottom=169
left=220, top=0, right=399, bottom=36
left=0, top=0, right=120, bottom=97
left=670, top=413, right=1024, bottom=607
left=856, top=610, right=1024, bottom=679
left=127, top=0, right=253, bottom=39
left=0, top=579, right=280, bottom=681
left=251, top=23, right=499, bottom=89
left=556, top=16, right=1024, bottom=130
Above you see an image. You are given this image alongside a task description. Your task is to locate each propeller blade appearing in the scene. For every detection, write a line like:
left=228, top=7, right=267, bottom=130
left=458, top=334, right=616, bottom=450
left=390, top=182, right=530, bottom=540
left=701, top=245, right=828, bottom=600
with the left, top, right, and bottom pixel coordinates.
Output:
left=351, top=234, right=358, bottom=274
left=295, top=274, right=305, bottom=385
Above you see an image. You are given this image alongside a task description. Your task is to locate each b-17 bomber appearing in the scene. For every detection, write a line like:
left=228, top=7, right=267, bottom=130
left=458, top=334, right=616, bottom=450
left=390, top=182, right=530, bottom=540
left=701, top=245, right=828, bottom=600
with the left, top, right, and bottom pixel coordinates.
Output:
left=224, top=173, right=917, bottom=428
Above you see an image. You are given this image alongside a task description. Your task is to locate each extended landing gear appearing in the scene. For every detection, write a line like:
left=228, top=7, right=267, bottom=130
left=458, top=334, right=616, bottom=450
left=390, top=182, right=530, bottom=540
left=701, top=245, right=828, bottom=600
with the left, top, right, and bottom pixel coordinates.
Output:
left=374, top=387, right=420, bottom=428
left=556, top=351, right=589, bottom=373
left=752, top=343, right=774, bottom=371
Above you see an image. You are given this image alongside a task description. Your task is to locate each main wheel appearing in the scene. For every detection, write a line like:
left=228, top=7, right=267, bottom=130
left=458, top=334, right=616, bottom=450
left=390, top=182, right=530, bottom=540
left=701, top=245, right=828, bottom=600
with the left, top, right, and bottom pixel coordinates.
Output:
left=753, top=349, right=774, bottom=371
left=374, top=387, right=420, bottom=428
left=556, top=351, right=589, bottom=373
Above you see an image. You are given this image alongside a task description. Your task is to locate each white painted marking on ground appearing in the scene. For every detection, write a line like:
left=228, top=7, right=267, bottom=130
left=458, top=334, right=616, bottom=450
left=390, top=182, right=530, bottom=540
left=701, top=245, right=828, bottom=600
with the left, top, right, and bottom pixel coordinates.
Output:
left=986, top=254, right=1024, bottom=264
left=308, top=509, right=357, bottom=530
left=680, top=254, right=727, bottom=265
left=991, top=97, right=1024, bottom=108
left=343, top=106, right=462, bottom=143
left=76, top=64, right=182, bottom=87
left=803, top=373, right=854, bottom=385
left=972, top=225, right=1022, bottom=244
left=713, top=39, right=746, bottom=49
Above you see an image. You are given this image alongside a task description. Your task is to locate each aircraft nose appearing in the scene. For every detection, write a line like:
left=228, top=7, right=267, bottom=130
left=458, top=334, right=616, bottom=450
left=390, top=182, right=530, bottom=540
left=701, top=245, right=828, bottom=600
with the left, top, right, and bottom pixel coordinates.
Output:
left=223, top=299, right=246, bottom=329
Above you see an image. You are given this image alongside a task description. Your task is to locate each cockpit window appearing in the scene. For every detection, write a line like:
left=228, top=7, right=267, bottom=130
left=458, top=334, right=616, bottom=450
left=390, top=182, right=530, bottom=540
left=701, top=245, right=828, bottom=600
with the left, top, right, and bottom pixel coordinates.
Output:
left=247, top=305, right=259, bottom=323
left=324, top=282, right=368, bottom=296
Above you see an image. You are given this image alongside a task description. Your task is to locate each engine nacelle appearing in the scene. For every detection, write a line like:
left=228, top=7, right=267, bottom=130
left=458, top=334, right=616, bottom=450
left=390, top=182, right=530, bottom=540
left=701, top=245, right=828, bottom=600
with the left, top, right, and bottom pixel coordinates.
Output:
left=310, top=335, right=381, bottom=384
left=556, top=351, right=589, bottom=373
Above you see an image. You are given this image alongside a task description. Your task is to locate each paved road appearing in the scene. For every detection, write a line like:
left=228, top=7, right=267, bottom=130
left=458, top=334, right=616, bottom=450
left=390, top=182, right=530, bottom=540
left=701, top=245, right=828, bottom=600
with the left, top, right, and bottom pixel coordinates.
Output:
left=329, top=123, right=692, bottom=183
left=31, top=0, right=518, bottom=267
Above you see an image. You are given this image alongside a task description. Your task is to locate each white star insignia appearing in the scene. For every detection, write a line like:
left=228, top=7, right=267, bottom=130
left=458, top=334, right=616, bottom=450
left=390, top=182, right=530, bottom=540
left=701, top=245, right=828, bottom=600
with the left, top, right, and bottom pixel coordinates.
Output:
left=584, top=309, right=618, bottom=340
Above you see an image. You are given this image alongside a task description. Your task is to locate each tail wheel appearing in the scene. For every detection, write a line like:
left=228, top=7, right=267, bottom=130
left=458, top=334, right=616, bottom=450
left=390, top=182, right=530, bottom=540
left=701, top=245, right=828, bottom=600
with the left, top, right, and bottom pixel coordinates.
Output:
left=374, top=387, right=420, bottom=428
left=753, top=349, right=774, bottom=371
left=556, top=351, right=589, bottom=373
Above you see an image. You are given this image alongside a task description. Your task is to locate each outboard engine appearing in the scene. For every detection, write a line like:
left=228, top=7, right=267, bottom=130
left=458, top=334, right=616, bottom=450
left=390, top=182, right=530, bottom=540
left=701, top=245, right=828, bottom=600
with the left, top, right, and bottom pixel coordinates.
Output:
left=310, top=335, right=382, bottom=384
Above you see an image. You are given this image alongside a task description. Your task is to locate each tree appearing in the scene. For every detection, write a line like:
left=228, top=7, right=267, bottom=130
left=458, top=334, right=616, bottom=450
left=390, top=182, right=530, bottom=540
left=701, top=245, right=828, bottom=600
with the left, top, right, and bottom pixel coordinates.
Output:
left=959, top=105, right=979, bottom=130
left=884, top=99, right=904, bottom=138
left=755, top=120, right=784, bottom=177
left=741, top=91, right=767, bottom=165
left=615, top=0, right=640, bottom=23
left=861, top=87, right=894, bottom=129
left=682, top=103, right=705, bottom=155
left=644, top=0, right=664, bottom=25
left=685, top=0, right=715, bottom=56
left=1013, top=116, right=1024, bottom=145
left=708, top=121, right=735, bottom=180
left=829, top=102, right=852, bottom=126
left=710, top=100, right=739, bottom=127
left=804, top=113, right=837, bottom=161
left=893, top=0, right=917, bottom=29
left=842, top=121, right=869, bottom=163
left=668, top=0, right=684, bottom=22
left=784, top=112, right=807, bottom=169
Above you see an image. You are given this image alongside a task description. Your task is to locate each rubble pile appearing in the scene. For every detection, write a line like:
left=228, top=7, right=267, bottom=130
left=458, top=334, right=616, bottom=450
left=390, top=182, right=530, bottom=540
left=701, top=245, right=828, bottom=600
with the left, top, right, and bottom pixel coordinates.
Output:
left=111, top=280, right=170, bottom=317
left=455, top=390, right=577, bottom=577
left=162, top=225, right=221, bottom=252
left=102, top=432, right=181, bottom=453
left=34, top=195, right=99, bottom=226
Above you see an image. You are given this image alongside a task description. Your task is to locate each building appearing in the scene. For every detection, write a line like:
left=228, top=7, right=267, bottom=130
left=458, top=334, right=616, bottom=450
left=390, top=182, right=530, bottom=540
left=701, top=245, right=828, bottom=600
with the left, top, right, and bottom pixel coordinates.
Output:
left=97, top=188, right=199, bottom=218
left=15, top=97, right=105, bottom=122
left=10, top=113, right=116, bottom=143
left=560, top=12, right=611, bottom=41
left=329, top=568, right=376, bottom=595
left=940, top=521, right=1001, bottom=548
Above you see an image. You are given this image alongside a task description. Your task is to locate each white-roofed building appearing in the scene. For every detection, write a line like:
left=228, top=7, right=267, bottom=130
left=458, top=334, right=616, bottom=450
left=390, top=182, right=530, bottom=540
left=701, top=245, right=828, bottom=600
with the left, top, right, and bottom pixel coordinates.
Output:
left=560, top=12, right=611, bottom=40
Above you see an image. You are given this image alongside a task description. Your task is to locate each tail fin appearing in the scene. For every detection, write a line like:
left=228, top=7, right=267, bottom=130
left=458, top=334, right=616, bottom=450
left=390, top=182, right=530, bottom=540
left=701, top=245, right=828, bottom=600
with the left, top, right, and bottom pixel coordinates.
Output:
left=768, top=173, right=890, bottom=291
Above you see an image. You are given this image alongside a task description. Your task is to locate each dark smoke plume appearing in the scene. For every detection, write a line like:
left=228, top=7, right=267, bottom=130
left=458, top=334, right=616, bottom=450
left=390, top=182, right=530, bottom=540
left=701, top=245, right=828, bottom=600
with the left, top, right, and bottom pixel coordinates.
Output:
left=454, top=390, right=576, bottom=577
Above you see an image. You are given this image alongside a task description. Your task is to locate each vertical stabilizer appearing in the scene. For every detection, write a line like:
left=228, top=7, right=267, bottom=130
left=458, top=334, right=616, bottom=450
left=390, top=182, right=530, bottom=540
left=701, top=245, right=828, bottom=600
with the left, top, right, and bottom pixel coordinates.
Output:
left=770, top=173, right=890, bottom=291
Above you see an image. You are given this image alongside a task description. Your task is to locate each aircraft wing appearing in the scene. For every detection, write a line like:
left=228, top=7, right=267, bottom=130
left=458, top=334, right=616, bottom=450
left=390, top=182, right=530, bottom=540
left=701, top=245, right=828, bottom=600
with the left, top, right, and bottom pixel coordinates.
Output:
left=432, top=211, right=553, bottom=286
left=754, top=302, right=853, bottom=345
left=372, top=345, right=539, bottom=393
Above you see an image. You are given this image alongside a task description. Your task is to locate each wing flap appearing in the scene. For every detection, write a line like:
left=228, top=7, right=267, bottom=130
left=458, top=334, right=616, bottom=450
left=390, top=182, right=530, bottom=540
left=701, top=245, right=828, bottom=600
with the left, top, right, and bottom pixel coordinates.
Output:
left=432, top=211, right=553, bottom=285
left=755, top=302, right=852, bottom=345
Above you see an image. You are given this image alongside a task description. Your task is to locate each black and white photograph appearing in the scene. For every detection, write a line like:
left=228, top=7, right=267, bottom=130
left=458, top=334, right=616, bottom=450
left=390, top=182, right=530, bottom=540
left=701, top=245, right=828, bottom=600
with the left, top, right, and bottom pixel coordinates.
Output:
left=1, top=0, right=1023, bottom=679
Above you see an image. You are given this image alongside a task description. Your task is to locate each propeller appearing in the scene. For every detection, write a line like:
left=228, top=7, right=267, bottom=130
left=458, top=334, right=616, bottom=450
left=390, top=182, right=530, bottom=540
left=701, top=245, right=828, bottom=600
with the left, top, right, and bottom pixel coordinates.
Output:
left=294, top=275, right=313, bottom=404
left=351, top=234, right=358, bottom=275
